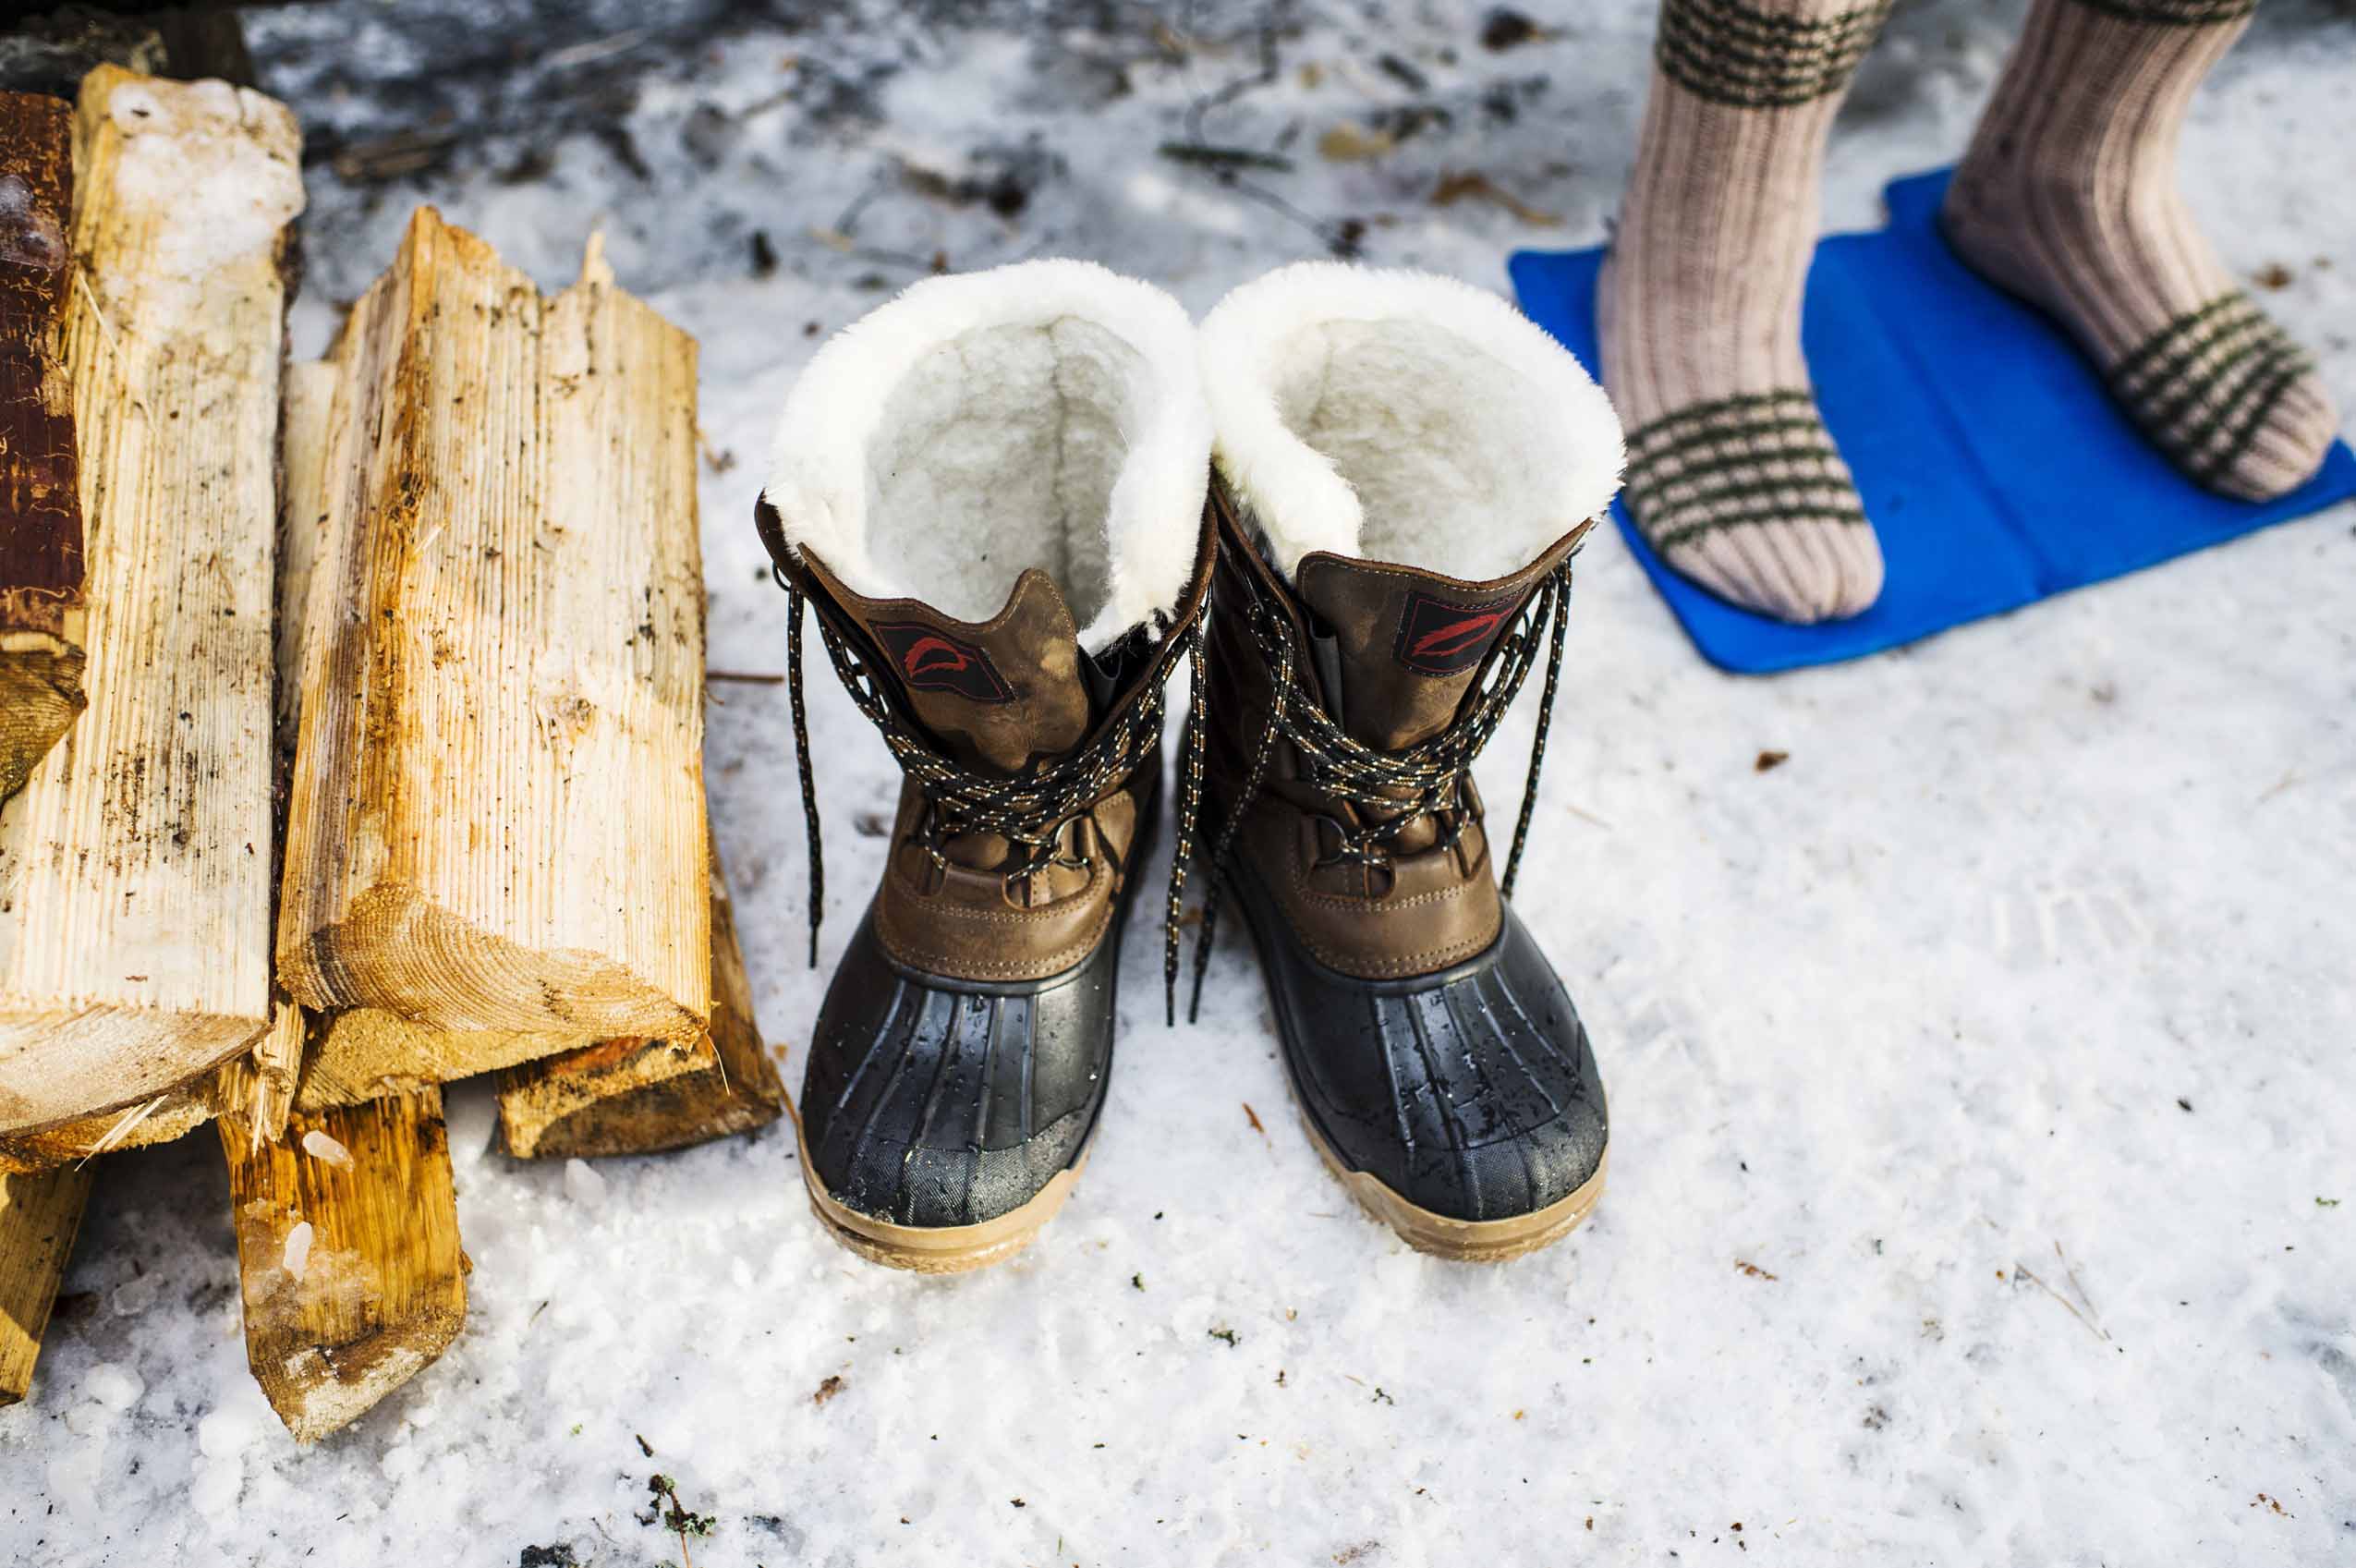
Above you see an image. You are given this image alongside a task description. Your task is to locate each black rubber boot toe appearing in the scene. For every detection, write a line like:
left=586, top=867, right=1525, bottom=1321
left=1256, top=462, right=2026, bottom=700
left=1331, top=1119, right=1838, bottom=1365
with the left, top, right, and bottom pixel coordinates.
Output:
left=797, top=914, right=1115, bottom=1231
left=1238, top=867, right=1608, bottom=1229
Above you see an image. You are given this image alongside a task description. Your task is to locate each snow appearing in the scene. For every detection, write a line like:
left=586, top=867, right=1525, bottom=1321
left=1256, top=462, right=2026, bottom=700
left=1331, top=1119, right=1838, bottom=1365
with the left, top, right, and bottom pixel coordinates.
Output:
left=103, top=76, right=303, bottom=282
left=6, top=1, right=2354, bottom=1563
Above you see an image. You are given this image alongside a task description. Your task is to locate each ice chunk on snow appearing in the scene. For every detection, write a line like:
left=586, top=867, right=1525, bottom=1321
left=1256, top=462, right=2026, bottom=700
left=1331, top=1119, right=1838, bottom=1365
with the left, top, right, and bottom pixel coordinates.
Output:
left=82, top=1362, right=143, bottom=1412
left=197, top=1403, right=263, bottom=1459
left=189, top=1456, right=242, bottom=1518
left=564, top=1158, right=607, bottom=1208
left=109, top=1271, right=160, bottom=1318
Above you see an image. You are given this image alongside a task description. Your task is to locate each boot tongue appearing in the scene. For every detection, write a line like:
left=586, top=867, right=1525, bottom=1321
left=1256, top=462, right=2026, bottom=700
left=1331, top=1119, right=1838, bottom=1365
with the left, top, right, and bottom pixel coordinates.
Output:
left=1292, top=547, right=1564, bottom=751
left=809, top=558, right=1091, bottom=777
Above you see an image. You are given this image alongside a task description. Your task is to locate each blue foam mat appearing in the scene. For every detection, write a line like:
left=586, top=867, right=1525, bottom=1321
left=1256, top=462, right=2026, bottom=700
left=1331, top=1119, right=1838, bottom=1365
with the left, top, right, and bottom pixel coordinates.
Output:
left=1508, top=169, right=2356, bottom=675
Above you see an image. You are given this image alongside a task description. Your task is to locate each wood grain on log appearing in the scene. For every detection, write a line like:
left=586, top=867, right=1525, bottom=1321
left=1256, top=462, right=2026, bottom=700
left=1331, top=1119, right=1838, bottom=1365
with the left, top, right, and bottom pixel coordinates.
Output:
left=278, top=213, right=710, bottom=1056
left=0, top=68, right=299, bottom=1135
left=0, top=1081, right=211, bottom=1173
left=0, top=355, right=333, bottom=1168
left=291, top=1009, right=580, bottom=1112
left=0, top=1160, right=93, bottom=1405
left=219, top=1086, right=465, bottom=1443
left=0, top=89, right=85, bottom=805
left=500, top=846, right=784, bottom=1160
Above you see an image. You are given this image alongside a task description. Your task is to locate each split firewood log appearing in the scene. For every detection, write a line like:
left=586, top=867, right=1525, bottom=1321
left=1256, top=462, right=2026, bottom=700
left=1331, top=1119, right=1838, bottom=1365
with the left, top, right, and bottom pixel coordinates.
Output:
left=289, top=1010, right=580, bottom=1112
left=0, top=1082, right=209, bottom=1174
left=0, top=359, right=342, bottom=1171
left=277, top=210, right=710, bottom=1064
left=217, top=1085, right=466, bottom=1443
left=0, top=1160, right=93, bottom=1405
left=0, top=67, right=298, bottom=1135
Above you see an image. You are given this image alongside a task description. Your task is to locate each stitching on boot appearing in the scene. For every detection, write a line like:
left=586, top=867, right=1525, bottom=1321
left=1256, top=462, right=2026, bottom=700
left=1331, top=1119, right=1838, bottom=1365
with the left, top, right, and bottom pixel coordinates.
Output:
left=876, top=903, right=1114, bottom=979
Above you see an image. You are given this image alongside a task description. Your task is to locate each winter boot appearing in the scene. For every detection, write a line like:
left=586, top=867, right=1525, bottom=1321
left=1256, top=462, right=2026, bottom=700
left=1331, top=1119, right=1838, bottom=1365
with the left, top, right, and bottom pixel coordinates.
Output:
left=757, top=261, right=1213, bottom=1271
left=1187, top=264, right=1623, bottom=1261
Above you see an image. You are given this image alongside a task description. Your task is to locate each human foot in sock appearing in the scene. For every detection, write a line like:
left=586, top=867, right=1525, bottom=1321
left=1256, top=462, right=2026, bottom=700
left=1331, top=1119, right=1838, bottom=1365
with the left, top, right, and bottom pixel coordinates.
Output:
left=1599, top=0, right=1894, bottom=624
left=1943, top=0, right=2339, bottom=501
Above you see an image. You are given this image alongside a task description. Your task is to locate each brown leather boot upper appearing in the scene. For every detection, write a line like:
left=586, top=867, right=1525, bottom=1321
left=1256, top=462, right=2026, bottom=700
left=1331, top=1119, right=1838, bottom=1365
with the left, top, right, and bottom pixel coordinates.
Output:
left=779, top=532, right=1208, bottom=986
left=1199, top=482, right=1591, bottom=980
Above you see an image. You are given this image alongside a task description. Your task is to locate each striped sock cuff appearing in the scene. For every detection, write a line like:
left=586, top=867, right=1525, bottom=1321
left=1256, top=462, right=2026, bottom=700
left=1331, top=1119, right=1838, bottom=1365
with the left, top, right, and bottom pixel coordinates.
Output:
left=1654, top=0, right=1896, bottom=109
left=2063, top=0, right=2258, bottom=26
left=1622, top=391, right=1866, bottom=551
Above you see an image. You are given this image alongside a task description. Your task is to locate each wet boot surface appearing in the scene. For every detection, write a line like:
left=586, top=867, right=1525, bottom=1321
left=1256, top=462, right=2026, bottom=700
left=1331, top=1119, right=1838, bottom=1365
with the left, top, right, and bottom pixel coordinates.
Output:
left=1193, top=485, right=1609, bottom=1261
left=761, top=502, right=1210, bottom=1273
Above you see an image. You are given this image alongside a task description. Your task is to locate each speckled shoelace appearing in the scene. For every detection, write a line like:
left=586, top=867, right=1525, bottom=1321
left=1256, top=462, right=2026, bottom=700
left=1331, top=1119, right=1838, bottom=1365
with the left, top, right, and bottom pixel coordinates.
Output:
left=777, top=565, right=1196, bottom=993
left=1173, top=554, right=1579, bottom=1023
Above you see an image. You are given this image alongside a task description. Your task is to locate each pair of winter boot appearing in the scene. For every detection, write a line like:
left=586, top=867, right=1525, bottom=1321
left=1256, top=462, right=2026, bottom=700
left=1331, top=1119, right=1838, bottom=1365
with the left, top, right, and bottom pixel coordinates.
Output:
left=755, top=260, right=1623, bottom=1270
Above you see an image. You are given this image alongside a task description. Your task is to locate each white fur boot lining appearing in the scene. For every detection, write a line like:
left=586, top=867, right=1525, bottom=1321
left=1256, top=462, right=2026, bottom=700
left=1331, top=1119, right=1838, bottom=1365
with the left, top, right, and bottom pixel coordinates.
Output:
left=1197, top=261, right=1624, bottom=584
left=764, top=260, right=1209, bottom=651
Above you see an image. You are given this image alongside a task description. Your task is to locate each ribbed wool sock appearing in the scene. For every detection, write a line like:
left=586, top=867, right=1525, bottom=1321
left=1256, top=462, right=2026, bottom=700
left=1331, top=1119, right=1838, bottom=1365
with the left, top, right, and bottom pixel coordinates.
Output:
left=1944, top=0, right=2338, bottom=501
left=1599, top=0, right=1894, bottom=624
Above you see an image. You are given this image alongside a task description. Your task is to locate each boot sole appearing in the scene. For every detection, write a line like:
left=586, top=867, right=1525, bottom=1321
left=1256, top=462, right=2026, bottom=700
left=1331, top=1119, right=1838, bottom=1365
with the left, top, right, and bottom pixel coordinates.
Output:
left=793, top=1107, right=1093, bottom=1273
left=1292, top=1096, right=1605, bottom=1262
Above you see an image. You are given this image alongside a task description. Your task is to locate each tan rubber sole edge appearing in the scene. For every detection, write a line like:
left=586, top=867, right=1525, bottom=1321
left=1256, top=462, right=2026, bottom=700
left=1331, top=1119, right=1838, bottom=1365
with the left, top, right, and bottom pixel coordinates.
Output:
left=1294, top=1100, right=1606, bottom=1263
left=793, top=1112, right=1087, bottom=1274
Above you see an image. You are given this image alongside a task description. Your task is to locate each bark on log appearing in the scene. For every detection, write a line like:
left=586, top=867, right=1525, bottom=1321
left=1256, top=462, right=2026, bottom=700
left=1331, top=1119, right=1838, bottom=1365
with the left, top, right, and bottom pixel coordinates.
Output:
left=0, top=67, right=299, bottom=1135
left=277, top=212, right=710, bottom=1057
left=219, top=1085, right=466, bottom=1443
left=0, top=90, right=84, bottom=807
left=0, top=1160, right=93, bottom=1405
left=499, top=847, right=784, bottom=1160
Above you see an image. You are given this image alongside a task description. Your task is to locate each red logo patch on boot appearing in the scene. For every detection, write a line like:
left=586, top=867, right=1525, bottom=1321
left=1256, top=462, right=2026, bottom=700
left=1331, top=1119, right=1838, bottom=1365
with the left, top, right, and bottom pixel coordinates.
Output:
left=869, top=621, right=1014, bottom=703
left=1391, top=589, right=1517, bottom=676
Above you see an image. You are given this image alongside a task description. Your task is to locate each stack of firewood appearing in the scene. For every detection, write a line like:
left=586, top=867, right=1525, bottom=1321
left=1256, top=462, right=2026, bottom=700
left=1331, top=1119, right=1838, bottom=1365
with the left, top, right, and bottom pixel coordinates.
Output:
left=0, top=68, right=783, bottom=1442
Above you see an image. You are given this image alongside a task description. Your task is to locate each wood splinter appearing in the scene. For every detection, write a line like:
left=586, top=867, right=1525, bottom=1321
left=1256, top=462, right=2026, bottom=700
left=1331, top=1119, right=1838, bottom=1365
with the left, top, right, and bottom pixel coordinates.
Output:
left=218, top=1086, right=465, bottom=1443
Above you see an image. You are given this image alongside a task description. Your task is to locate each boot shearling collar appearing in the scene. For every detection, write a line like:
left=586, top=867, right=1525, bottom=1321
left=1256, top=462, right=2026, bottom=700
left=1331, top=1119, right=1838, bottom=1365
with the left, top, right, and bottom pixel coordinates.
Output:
left=1198, top=261, right=1623, bottom=584
left=764, top=259, right=1208, bottom=653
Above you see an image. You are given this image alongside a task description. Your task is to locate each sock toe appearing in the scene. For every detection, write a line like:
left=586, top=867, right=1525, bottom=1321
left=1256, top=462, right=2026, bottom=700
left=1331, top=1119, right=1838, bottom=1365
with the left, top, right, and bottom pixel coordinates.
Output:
left=1665, top=517, right=1881, bottom=625
left=1817, top=516, right=1886, bottom=619
left=2209, top=368, right=2340, bottom=503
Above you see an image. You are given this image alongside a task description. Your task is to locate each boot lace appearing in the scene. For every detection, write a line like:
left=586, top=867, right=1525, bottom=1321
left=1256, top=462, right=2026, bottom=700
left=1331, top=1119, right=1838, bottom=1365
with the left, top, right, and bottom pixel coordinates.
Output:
left=1172, top=553, right=1579, bottom=1023
left=780, top=566, right=1190, bottom=973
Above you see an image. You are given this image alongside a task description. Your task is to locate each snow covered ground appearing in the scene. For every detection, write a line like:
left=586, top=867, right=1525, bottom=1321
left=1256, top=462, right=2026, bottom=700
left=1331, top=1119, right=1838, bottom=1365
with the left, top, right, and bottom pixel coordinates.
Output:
left=6, top=1, right=2354, bottom=1562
